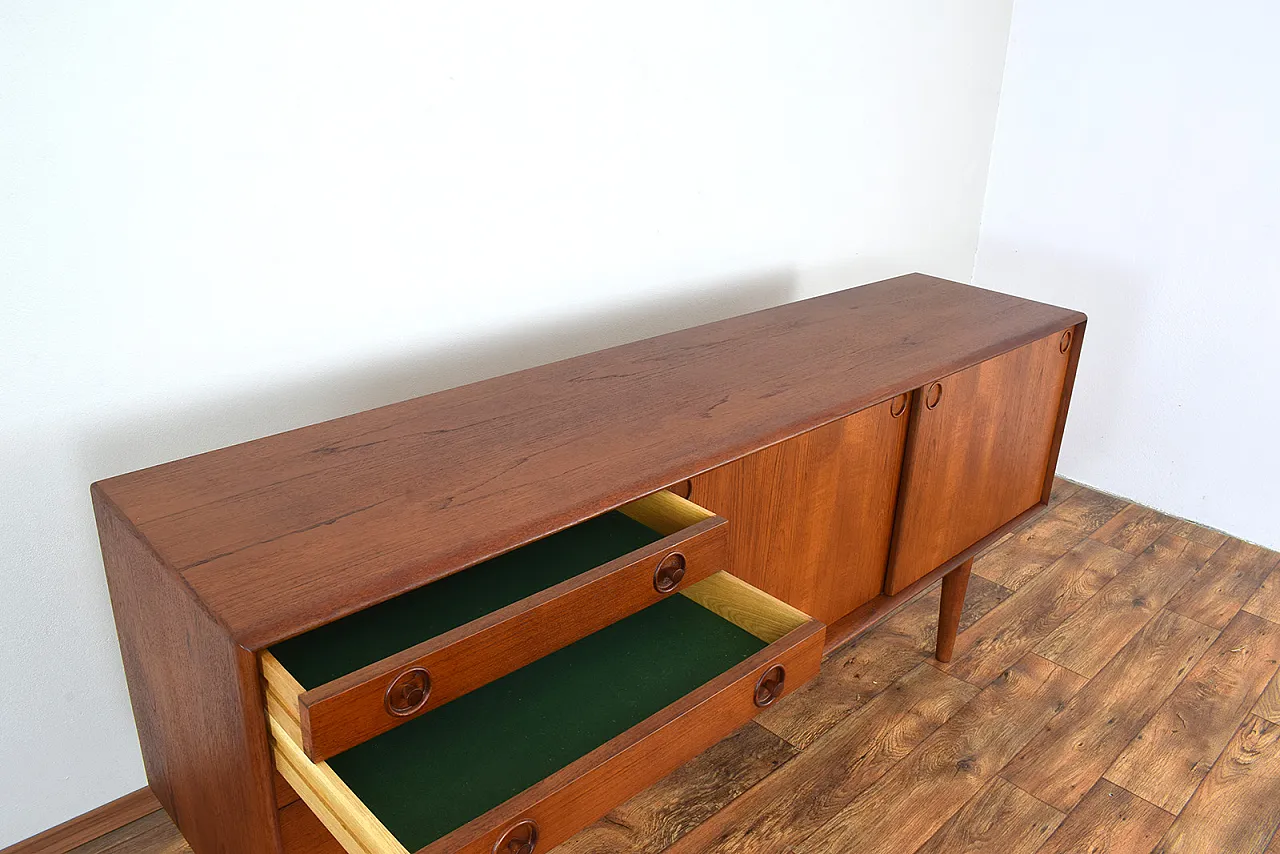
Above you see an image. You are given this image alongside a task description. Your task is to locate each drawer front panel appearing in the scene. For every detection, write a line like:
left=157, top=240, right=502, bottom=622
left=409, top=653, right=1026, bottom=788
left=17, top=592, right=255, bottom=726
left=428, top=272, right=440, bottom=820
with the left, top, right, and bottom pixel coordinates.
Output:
left=267, top=490, right=726, bottom=762
left=268, top=573, right=824, bottom=854
left=431, top=620, right=823, bottom=854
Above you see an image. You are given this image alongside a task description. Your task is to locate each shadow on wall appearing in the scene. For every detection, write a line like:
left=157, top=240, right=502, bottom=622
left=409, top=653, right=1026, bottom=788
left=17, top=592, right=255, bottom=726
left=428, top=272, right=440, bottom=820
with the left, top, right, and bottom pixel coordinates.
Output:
left=0, top=269, right=800, bottom=846
left=77, top=269, right=800, bottom=483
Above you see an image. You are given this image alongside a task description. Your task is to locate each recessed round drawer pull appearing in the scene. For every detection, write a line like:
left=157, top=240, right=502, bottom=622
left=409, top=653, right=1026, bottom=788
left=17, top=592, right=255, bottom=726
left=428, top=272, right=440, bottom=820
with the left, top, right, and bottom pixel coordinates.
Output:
left=754, top=665, right=786, bottom=707
left=654, top=552, right=687, bottom=593
left=494, top=819, right=538, bottom=854
left=925, top=382, right=944, bottom=410
left=1060, top=329, right=1073, bottom=354
left=889, top=393, right=909, bottom=418
left=385, top=667, right=431, bottom=717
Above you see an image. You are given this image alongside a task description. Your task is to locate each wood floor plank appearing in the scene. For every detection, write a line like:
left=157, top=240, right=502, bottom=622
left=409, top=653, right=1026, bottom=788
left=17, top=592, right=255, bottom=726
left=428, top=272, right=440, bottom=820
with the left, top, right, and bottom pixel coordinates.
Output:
left=1153, top=716, right=1280, bottom=854
left=754, top=591, right=938, bottom=748
left=67, top=810, right=189, bottom=854
left=1245, top=562, right=1280, bottom=626
left=1048, top=477, right=1082, bottom=508
left=1168, top=518, right=1231, bottom=550
left=1104, top=610, right=1280, bottom=812
left=960, top=573, right=1016, bottom=624
left=1167, top=538, right=1280, bottom=630
left=797, top=654, right=1085, bottom=854
left=913, top=776, right=1064, bottom=854
left=664, top=663, right=978, bottom=854
left=1035, top=534, right=1213, bottom=677
left=1091, top=503, right=1176, bottom=555
left=1257, top=672, right=1280, bottom=724
left=975, top=489, right=1129, bottom=591
left=1031, top=779, right=1174, bottom=854
left=48, top=489, right=1278, bottom=854
left=945, top=538, right=1134, bottom=687
left=756, top=577, right=1003, bottom=748
left=1003, top=609, right=1219, bottom=812
left=557, top=721, right=797, bottom=854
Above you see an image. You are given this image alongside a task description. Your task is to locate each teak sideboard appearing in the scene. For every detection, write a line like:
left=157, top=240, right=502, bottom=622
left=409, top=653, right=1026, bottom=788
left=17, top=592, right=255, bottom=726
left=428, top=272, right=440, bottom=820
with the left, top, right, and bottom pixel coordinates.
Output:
left=92, top=274, right=1086, bottom=854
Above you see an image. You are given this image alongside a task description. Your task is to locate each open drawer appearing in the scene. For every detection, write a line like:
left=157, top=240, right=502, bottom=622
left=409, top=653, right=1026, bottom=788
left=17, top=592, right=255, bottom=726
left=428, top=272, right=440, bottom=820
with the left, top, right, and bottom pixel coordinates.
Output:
left=266, top=571, right=824, bottom=854
left=264, top=490, right=727, bottom=762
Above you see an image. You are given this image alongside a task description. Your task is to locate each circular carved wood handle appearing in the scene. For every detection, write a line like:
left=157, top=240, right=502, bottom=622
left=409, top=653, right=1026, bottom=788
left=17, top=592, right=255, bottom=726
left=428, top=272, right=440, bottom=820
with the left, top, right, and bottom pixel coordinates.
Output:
left=654, top=552, right=687, bottom=593
left=494, top=819, right=538, bottom=854
left=925, top=382, right=944, bottom=410
left=889, top=393, right=909, bottom=418
left=385, top=667, right=431, bottom=717
left=754, top=665, right=786, bottom=707
left=1060, top=329, right=1073, bottom=354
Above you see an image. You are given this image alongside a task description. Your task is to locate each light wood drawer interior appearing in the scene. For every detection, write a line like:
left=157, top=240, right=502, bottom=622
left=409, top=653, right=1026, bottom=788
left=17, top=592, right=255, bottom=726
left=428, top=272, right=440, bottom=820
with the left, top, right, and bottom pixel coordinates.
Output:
left=264, top=489, right=727, bottom=761
left=267, top=571, right=824, bottom=854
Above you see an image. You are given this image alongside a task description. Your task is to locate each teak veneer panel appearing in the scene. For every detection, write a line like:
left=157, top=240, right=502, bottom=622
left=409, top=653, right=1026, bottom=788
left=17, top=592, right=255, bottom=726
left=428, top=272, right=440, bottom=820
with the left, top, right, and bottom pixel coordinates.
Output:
left=686, top=397, right=909, bottom=623
left=92, top=274, right=1083, bottom=648
left=91, top=490, right=282, bottom=854
left=885, top=330, right=1074, bottom=594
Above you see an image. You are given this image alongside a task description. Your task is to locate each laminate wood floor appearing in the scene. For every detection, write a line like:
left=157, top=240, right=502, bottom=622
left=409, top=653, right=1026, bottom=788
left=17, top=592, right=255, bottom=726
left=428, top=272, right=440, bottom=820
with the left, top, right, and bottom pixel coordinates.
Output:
left=76, top=480, right=1280, bottom=854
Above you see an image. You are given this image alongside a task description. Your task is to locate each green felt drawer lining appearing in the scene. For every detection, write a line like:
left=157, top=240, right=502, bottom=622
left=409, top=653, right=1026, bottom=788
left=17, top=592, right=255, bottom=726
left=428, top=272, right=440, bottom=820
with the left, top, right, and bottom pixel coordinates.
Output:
left=327, top=592, right=767, bottom=851
left=269, top=510, right=665, bottom=689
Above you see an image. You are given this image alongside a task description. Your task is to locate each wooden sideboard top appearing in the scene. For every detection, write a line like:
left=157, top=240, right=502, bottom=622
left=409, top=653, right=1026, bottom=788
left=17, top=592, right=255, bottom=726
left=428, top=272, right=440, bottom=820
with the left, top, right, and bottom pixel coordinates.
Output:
left=93, top=274, right=1085, bottom=648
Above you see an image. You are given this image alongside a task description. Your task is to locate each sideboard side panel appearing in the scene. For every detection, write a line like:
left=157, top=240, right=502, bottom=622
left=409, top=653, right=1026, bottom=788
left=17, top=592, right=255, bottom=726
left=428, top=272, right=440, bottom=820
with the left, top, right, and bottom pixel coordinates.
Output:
left=92, top=486, right=282, bottom=854
left=1040, top=320, right=1087, bottom=505
left=687, top=397, right=909, bottom=624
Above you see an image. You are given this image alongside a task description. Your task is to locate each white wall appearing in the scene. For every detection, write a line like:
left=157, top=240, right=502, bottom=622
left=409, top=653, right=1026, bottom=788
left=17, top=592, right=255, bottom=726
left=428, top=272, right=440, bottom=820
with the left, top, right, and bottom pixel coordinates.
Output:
left=974, top=0, right=1279, bottom=550
left=0, top=1, right=1015, bottom=843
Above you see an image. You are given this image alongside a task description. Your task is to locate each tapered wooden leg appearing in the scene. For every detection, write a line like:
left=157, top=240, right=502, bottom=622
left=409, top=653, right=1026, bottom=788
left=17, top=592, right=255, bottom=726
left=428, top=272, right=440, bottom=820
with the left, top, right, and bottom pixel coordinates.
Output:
left=936, top=558, right=973, bottom=663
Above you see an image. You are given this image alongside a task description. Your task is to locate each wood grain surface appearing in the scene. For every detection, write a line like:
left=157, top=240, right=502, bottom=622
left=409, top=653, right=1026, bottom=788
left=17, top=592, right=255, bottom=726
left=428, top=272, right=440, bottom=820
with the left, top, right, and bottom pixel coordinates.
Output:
left=912, top=776, right=1063, bottom=854
left=1167, top=538, right=1280, bottom=630
left=295, top=511, right=728, bottom=761
left=61, top=482, right=1280, bottom=854
left=943, top=537, right=1134, bottom=687
left=1003, top=609, right=1219, bottom=811
left=92, top=275, right=1083, bottom=648
left=1034, top=779, right=1175, bottom=854
left=885, top=332, right=1072, bottom=593
left=974, top=488, right=1129, bottom=591
left=665, top=662, right=978, bottom=854
left=686, top=397, right=908, bottom=624
left=1257, top=672, right=1280, bottom=724
left=799, top=654, right=1084, bottom=854
left=1153, top=715, right=1280, bottom=854
left=90, top=489, right=282, bottom=854
left=1104, top=610, right=1280, bottom=812
left=552, top=723, right=796, bottom=854
left=419, top=622, right=825, bottom=854
left=1245, top=562, right=1280, bottom=624
left=1033, top=533, right=1213, bottom=678
left=1091, top=503, right=1175, bottom=555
